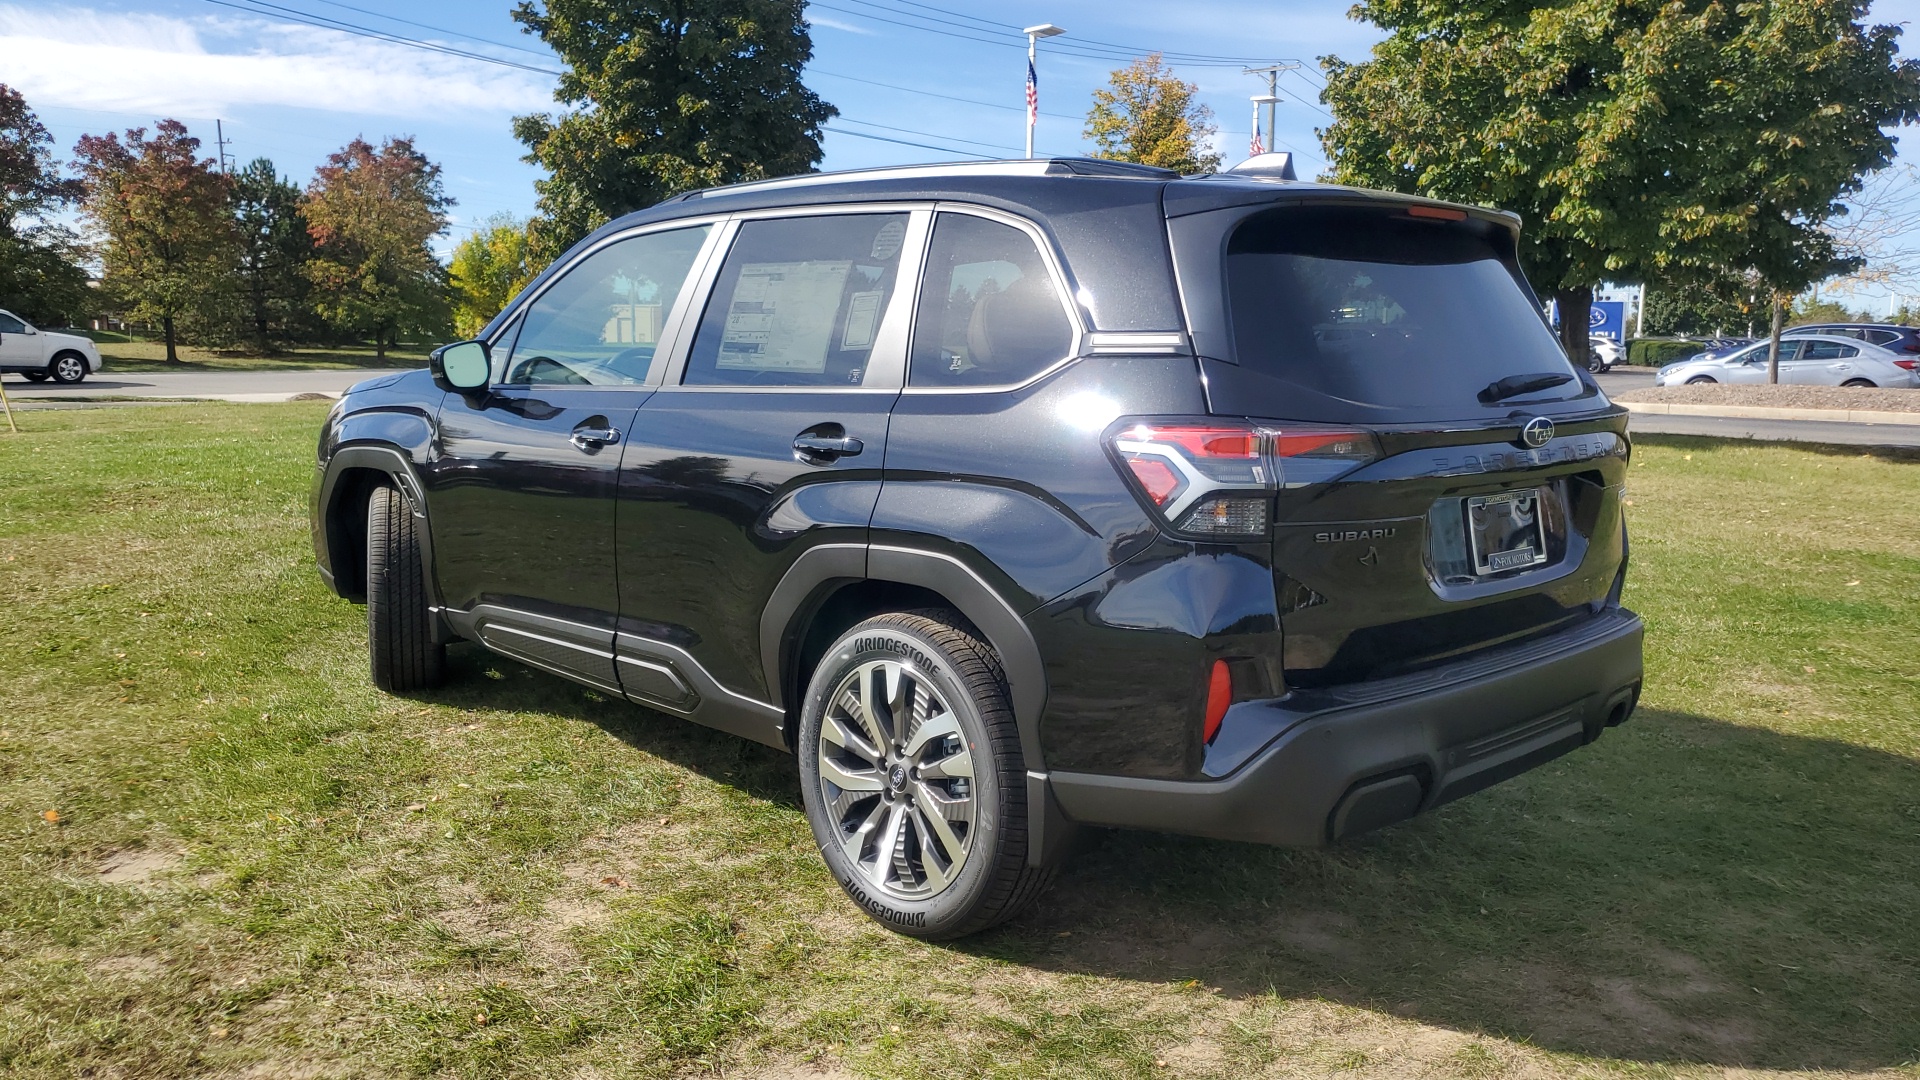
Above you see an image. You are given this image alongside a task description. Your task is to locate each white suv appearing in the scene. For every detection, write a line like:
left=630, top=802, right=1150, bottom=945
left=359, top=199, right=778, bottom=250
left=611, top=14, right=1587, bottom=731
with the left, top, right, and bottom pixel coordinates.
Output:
left=0, top=309, right=103, bottom=384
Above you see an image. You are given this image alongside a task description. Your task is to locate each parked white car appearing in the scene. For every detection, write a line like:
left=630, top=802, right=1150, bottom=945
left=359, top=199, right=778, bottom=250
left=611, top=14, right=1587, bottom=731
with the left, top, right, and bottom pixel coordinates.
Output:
left=1654, top=334, right=1920, bottom=388
left=1587, top=334, right=1624, bottom=372
left=0, top=309, right=104, bottom=384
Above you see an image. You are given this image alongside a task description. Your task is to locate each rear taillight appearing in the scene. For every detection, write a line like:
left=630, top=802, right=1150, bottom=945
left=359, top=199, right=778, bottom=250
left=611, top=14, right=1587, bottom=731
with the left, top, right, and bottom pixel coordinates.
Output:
left=1110, top=419, right=1379, bottom=538
left=1895, top=359, right=1917, bottom=370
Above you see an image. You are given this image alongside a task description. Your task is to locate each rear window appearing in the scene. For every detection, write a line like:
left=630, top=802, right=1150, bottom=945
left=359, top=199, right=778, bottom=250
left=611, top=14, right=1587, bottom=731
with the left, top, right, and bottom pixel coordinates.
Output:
left=1226, top=207, right=1580, bottom=416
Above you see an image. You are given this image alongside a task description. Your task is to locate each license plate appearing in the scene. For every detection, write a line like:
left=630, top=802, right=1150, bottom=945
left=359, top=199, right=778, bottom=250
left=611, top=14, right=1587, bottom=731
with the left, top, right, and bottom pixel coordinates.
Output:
left=1466, top=489, right=1548, bottom=575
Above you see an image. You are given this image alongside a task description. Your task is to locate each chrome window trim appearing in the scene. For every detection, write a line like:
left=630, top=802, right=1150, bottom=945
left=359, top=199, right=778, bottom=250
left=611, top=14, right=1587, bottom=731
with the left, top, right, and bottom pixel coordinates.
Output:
left=483, top=216, right=729, bottom=389
left=898, top=202, right=1089, bottom=396
left=659, top=204, right=932, bottom=392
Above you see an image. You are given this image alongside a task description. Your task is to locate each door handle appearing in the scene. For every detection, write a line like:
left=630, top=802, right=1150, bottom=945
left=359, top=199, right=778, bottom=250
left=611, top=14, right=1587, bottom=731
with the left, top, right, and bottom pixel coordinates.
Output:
left=792, top=432, right=864, bottom=462
left=570, top=426, right=622, bottom=451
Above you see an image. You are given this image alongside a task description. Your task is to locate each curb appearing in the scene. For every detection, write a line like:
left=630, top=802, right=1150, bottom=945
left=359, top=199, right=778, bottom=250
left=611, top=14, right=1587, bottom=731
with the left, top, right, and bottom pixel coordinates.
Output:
left=1620, top=401, right=1920, bottom=426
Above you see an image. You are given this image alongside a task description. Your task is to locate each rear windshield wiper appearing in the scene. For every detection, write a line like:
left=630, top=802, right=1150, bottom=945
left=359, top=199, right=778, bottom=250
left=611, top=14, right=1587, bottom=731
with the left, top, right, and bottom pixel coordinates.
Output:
left=1480, top=372, right=1574, bottom=403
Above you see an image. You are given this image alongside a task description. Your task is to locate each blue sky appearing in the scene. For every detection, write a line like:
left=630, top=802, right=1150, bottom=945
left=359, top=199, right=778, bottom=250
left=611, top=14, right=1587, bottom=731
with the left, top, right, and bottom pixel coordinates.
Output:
left=5, top=0, right=1919, bottom=305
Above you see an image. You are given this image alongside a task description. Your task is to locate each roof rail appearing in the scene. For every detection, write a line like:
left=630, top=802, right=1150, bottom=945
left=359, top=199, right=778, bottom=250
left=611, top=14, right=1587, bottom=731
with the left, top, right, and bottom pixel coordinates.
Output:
left=675, top=156, right=1176, bottom=200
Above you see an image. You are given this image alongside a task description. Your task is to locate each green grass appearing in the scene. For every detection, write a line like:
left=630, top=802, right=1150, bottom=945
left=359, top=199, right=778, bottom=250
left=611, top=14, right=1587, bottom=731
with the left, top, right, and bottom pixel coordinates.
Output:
left=1, top=405, right=1916, bottom=1078
left=94, top=339, right=429, bottom=372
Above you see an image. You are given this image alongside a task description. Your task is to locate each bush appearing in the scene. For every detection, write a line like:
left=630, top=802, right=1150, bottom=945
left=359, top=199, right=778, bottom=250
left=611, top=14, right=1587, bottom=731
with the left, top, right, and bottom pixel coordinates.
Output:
left=1627, top=338, right=1707, bottom=366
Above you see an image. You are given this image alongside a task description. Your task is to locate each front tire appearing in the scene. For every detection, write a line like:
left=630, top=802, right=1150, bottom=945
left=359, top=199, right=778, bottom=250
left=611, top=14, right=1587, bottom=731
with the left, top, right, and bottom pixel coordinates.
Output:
left=797, top=611, right=1051, bottom=939
left=49, top=353, right=87, bottom=384
left=366, top=484, right=446, bottom=692
left=1685, top=375, right=1718, bottom=385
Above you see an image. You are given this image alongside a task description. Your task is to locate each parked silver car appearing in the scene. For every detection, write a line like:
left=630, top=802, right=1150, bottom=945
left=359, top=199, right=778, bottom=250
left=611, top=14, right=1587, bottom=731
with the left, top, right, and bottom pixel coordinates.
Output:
left=1654, top=334, right=1920, bottom=388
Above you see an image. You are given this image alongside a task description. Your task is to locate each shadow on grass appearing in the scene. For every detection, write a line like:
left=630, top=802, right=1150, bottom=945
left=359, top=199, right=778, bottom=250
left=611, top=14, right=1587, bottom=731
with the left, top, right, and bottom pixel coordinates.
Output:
left=423, top=651, right=1918, bottom=1070
left=976, top=709, right=1920, bottom=1071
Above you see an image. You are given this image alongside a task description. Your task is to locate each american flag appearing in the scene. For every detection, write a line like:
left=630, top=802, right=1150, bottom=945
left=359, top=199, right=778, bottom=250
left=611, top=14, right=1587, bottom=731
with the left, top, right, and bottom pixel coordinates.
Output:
left=1026, top=58, right=1038, bottom=129
left=1249, top=131, right=1265, bottom=156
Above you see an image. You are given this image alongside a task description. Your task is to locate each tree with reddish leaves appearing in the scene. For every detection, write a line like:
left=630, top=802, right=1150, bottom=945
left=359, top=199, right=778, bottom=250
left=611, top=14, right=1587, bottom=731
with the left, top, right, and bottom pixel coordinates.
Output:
left=72, top=120, right=238, bottom=362
left=302, top=137, right=452, bottom=359
left=0, top=84, right=89, bottom=325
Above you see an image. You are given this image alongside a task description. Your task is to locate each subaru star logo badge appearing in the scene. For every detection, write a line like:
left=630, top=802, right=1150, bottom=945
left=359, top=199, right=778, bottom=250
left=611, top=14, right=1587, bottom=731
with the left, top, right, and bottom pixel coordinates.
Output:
left=1521, top=417, right=1554, bottom=448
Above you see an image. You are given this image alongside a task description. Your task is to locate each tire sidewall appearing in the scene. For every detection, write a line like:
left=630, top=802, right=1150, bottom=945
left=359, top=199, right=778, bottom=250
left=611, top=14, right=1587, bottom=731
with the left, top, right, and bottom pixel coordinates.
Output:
left=50, top=354, right=86, bottom=384
left=797, top=621, right=1006, bottom=938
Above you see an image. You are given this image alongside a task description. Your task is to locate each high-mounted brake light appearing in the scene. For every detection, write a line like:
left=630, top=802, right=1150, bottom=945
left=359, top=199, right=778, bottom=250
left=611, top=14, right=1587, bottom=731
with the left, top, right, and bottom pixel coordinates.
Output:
left=1109, top=420, right=1380, bottom=538
left=1407, top=204, right=1468, bottom=221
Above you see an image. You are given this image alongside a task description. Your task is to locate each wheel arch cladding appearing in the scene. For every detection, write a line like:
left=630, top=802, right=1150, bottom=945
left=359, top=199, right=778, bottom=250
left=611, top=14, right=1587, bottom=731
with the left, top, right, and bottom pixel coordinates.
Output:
left=762, top=544, right=1050, bottom=773
left=319, top=447, right=433, bottom=604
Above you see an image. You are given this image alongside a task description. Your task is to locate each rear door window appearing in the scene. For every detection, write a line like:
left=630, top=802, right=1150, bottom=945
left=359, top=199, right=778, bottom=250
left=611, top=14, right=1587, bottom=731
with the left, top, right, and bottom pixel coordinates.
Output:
left=683, top=213, right=910, bottom=387
left=909, top=213, right=1074, bottom=387
left=1802, top=340, right=1856, bottom=360
left=1225, top=206, right=1579, bottom=417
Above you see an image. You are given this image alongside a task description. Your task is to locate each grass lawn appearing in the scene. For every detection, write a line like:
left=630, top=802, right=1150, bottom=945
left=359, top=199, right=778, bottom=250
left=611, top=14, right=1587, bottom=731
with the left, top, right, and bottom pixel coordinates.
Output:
left=2, top=405, right=1917, bottom=1078
left=93, top=339, right=428, bottom=373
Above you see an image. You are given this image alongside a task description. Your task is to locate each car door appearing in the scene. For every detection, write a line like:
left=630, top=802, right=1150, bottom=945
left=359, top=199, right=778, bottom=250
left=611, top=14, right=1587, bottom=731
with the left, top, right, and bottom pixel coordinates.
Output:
left=1726, top=340, right=1798, bottom=383
left=1789, top=339, right=1858, bottom=384
left=614, top=208, right=925, bottom=722
left=425, top=222, right=720, bottom=693
left=0, top=311, right=38, bottom=368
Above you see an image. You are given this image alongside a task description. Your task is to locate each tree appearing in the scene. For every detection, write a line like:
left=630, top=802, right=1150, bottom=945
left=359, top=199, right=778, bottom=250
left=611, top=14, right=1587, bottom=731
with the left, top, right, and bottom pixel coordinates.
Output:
left=302, top=137, right=453, bottom=359
left=1084, top=54, right=1222, bottom=174
left=511, top=0, right=835, bottom=262
left=449, top=214, right=535, bottom=338
left=1641, top=282, right=1759, bottom=338
left=0, top=85, right=89, bottom=326
left=1322, top=0, right=1920, bottom=373
left=231, top=158, right=314, bottom=353
left=73, top=120, right=239, bottom=362
left=1789, top=295, right=1871, bottom=326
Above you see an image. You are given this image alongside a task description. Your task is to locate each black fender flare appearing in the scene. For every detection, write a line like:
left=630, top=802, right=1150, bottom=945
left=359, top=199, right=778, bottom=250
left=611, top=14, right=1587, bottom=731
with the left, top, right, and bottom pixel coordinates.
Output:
left=760, top=543, right=1050, bottom=774
left=316, top=445, right=438, bottom=609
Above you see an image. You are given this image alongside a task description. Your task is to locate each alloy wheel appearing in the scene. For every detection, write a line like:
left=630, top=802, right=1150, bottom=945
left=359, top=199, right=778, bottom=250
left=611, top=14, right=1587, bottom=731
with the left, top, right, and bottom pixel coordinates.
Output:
left=815, top=657, right=976, bottom=901
left=53, top=356, right=85, bottom=382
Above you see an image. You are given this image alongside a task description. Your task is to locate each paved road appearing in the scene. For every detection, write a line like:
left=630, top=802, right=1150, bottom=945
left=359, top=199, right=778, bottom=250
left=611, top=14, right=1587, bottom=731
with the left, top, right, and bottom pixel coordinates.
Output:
left=1624, top=411, right=1920, bottom=447
left=2, top=368, right=401, bottom=404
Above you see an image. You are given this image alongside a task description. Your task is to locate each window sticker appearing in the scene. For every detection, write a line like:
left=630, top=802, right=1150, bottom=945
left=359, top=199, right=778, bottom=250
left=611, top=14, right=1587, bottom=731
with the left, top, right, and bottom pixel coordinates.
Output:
left=870, top=219, right=906, bottom=261
left=716, top=260, right=851, bottom=373
left=841, top=290, right=883, bottom=350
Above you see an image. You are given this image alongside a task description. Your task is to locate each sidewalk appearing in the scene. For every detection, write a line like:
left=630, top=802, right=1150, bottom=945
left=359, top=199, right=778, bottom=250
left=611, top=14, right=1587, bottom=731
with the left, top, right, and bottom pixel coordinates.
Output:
left=1620, top=400, right=1920, bottom=426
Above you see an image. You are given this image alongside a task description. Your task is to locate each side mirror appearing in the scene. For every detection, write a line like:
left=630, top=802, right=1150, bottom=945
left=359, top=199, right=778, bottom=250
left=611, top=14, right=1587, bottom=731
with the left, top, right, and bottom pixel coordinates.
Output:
left=432, top=340, right=491, bottom=391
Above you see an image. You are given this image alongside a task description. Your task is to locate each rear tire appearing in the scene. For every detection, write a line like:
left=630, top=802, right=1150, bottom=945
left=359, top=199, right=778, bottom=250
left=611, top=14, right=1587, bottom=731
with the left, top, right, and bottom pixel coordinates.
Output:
left=366, top=484, right=446, bottom=692
left=797, top=610, right=1051, bottom=939
left=1685, top=375, right=1717, bottom=385
left=22, top=372, right=48, bottom=383
left=49, top=353, right=87, bottom=384
left=1842, top=378, right=1876, bottom=388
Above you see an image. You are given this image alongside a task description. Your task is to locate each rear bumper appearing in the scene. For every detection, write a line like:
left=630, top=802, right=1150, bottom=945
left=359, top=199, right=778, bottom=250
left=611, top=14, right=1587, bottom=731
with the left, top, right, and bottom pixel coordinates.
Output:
left=1047, top=608, right=1644, bottom=847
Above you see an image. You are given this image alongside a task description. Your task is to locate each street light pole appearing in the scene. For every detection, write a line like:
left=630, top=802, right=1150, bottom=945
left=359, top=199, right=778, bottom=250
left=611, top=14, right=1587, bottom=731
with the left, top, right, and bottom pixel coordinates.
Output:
left=1024, top=23, right=1065, bottom=159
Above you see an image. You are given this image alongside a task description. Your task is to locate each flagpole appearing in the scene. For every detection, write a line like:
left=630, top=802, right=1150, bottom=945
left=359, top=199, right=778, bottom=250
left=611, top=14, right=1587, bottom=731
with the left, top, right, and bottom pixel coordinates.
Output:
left=1023, top=24, right=1064, bottom=159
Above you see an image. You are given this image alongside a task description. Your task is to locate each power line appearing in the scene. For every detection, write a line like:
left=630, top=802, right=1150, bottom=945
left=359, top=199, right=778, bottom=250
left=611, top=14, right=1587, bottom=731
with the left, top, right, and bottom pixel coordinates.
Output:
left=835, top=117, right=1022, bottom=153
left=300, top=0, right=556, bottom=58
left=823, top=125, right=994, bottom=159
left=199, top=0, right=565, bottom=76
left=818, top=0, right=1303, bottom=68
left=809, top=69, right=1079, bottom=121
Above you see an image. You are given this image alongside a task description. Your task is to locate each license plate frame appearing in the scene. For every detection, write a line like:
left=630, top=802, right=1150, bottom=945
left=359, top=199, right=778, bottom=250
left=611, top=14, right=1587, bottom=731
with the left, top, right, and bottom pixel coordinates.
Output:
left=1466, top=488, right=1549, bottom=576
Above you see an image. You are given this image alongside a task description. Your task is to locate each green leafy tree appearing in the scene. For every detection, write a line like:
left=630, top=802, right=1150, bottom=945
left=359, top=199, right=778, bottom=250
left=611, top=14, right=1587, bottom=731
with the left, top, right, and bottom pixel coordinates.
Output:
left=1322, top=0, right=1920, bottom=372
left=511, top=0, right=836, bottom=262
left=1789, top=295, right=1872, bottom=326
left=73, top=120, right=240, bottom=362
left=0, top=85, right=90, bottom=326
left=1642, top=282, right=1761, bottom=338
left=1083, top=53, right=1222, bottom=174
left=449, top=213, right=535, bottom=338
left=231, top=158, right=315, bottom=353
left=302, top=137, right=453, bottom=359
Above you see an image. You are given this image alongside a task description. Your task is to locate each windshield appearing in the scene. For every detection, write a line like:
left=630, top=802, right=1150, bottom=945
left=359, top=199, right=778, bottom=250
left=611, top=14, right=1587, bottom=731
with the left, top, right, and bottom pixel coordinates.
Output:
left=1225, top=206, right=1584, bottom=419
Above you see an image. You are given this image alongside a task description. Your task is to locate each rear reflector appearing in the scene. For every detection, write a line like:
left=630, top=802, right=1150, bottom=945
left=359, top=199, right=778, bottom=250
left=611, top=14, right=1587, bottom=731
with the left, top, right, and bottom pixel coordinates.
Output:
left=1203, top=659, right=1232, bottom=743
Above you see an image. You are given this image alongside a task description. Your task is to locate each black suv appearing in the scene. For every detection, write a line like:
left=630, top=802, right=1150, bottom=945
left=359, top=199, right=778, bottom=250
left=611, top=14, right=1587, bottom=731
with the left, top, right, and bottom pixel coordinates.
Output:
left=312, top=157, right=1642, bottom=939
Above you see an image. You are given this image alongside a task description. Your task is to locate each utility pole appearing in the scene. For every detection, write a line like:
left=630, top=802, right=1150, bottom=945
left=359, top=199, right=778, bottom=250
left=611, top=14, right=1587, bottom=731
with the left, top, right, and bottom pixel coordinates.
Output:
left=1024, top=23, right=1065, bottom=158
left=1242, top=63, right=1301, bottom=159
left=215, top=119, right=233, bottom=174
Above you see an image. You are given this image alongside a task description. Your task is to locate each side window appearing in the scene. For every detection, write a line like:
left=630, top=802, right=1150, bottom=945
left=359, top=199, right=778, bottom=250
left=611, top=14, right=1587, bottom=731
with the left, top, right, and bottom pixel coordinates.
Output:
left=0, top=313, right=24, bottom=334
left=1864, top=329, right=1900, bottom=346
left=504, top=225, right=711, bottom=386
left=1775, top=340, right=1804, bottom=361
left=682, top=213, right=910, bottom=387
left=910, top=213, right=1074, bottom=387
left=1803, top=340, right=1855, bottom=360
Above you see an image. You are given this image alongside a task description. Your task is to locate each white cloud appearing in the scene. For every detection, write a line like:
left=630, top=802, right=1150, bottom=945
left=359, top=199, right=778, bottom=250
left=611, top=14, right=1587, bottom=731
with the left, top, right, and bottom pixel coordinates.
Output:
left=808, top=13, right=878, bottom=36
left=0, top=5, right=554, bottom=120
